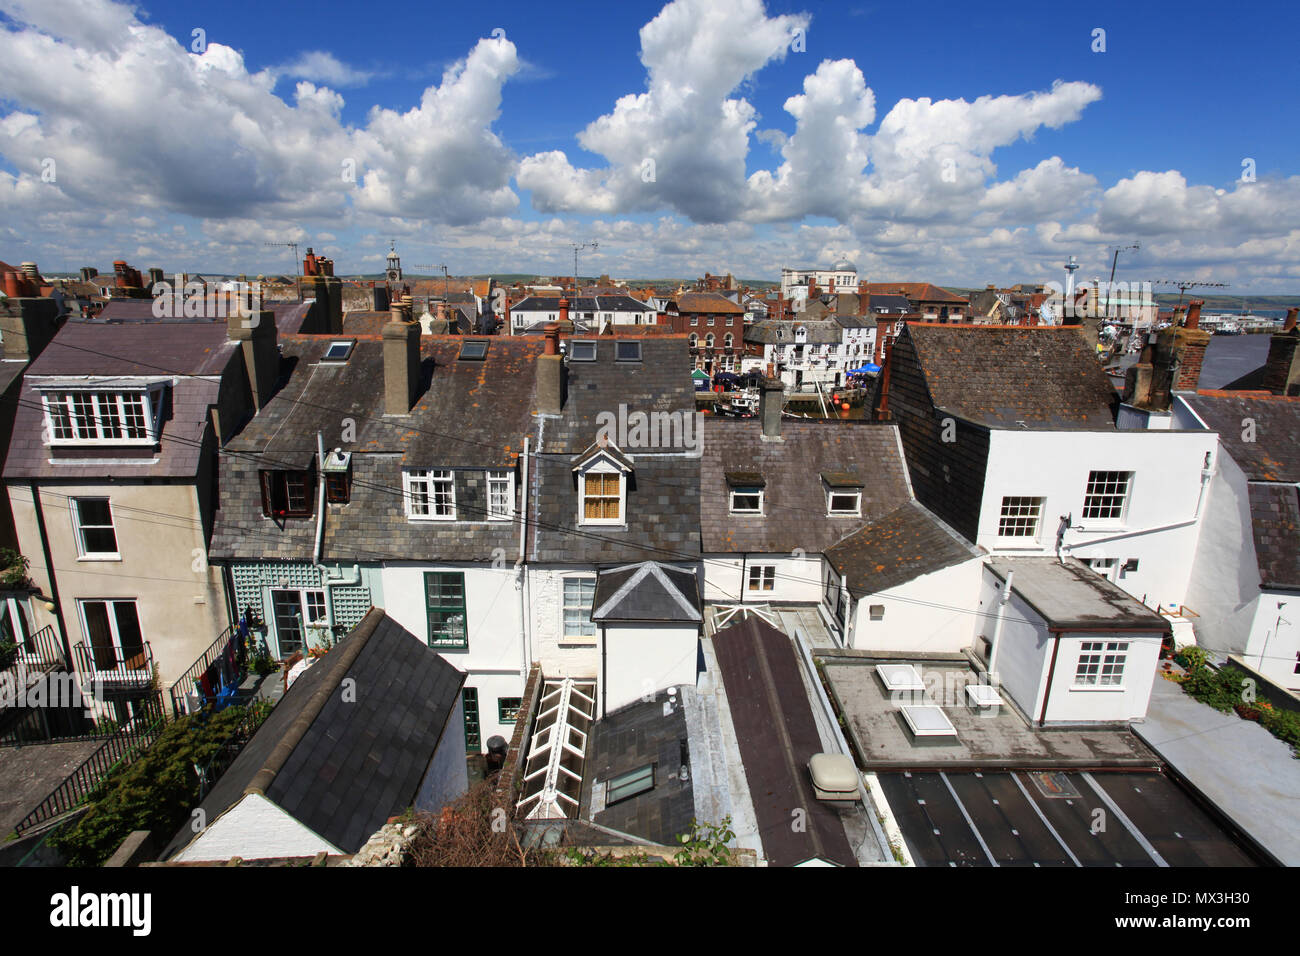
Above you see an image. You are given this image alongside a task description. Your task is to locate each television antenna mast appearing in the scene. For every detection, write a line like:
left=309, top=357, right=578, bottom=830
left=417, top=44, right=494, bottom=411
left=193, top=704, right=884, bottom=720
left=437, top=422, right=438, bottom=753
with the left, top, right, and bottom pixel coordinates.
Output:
left=1153, top=279, right=1229, bottom=310
left=264, top=241, right=301, bottom=300
left=412, top=262, right=450, bottom=300
left=1104, top=242, right=1139, bottom=317
left=568, top=241, right=598, bottom=294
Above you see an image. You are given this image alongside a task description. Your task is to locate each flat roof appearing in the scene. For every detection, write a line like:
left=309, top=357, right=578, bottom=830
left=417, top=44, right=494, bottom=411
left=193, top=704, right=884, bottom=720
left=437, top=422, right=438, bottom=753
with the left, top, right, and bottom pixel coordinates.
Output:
left=1133, top=675, right=1300, bottom=865
left=880, top=769, right=1259, bottom=866
left=986, top=558, right=1170, bottom=631
left=822, top=659, right=1157, bottom=770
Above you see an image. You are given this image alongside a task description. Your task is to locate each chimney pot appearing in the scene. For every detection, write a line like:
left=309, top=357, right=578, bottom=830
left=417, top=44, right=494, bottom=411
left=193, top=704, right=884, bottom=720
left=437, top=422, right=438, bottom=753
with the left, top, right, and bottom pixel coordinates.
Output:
left=1185, top=299, right=1204, bottom=329
left=1285, top=307, right=1298, bottom=333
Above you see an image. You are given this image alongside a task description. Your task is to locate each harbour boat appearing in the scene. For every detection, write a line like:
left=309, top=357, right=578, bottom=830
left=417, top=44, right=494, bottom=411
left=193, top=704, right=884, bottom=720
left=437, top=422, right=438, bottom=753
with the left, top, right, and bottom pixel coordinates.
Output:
left=713, top=387, right=759, bottom=418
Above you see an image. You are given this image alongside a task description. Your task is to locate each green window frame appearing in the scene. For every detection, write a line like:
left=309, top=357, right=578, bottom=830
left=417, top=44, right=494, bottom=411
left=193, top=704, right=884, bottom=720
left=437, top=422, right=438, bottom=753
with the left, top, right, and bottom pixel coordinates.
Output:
left=424, top=571, right=467, bottom=649
left=463, top=687, right=480, bottom=751
left=498, top=697, right=523, bottom=723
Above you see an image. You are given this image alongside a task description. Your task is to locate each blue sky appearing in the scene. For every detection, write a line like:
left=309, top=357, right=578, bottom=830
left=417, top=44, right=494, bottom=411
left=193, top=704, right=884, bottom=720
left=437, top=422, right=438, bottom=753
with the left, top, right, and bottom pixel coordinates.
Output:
left=1, top=0, right=1297, bottom=288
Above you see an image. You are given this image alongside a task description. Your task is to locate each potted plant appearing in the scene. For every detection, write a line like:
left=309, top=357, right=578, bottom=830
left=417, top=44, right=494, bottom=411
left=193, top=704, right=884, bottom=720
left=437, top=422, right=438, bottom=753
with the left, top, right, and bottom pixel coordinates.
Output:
left=0, top=549, right=29, bottom=590
left=0, top=639, right=17, bottom=669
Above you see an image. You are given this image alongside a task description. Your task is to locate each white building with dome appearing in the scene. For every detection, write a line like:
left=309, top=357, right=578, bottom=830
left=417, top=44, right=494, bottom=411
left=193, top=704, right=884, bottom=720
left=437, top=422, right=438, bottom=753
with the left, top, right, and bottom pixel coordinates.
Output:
left=780, top=260, right=859, bottom=307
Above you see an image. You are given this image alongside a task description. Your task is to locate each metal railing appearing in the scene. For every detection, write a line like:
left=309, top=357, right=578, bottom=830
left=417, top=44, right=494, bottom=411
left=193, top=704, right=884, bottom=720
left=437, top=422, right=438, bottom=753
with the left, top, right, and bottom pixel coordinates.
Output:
left=0, top=625, right=67, bottom=710
left=168, top=623, right=246, bottom=716
left=13, top=692, right=166, bottom=836
left=72, top=640, right=155, bottom=695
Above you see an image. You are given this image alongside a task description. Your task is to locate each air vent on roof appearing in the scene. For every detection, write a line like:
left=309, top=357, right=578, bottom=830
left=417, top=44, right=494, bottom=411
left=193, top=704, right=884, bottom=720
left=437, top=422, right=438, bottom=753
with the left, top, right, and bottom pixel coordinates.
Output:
left=569, top=339, right=597, bottom=361
left=459, top=340, right=489, bottom=361
left=322, top=339, right=356, bottom=363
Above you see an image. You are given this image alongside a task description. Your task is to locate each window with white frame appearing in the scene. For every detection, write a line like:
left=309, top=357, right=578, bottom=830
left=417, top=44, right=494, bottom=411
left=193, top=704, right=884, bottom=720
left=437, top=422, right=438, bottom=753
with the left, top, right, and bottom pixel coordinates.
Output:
left=827, top=489, right=861, bottom=516
left=487, top=470, right=513, bottom=520
left=71, top=498, right=119, bottom=557
left=1082, top=471, right=1132, bottom=521
left=404, top=469, right=456, bottom=519
left=997, top=496, right=1044, bottom=538
left=747, top=565, right=775, bottom=592
left=580, top=467, right=623, bottom=524
left=41, top=387, right=164, bottom=445
left=729, top=488, right=763, bottom=514
left=562, top=576, right=596, bottom=642
left=1074, top=641, right=1129, bottom=686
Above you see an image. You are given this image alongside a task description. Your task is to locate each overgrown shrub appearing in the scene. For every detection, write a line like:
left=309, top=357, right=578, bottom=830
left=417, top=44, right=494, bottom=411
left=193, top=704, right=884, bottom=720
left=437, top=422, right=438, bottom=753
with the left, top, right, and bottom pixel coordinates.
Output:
left=50, top=704, right=265, bottom=866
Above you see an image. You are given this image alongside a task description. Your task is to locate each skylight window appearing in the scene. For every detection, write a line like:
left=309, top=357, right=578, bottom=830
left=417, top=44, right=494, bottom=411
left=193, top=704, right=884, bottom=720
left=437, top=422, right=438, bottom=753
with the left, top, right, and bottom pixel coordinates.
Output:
left=322, top=340, right=355, bottom=363
left=458, top=340, right=489, bottom=361
left=615, top=341, right=642, bottom=362
left=606, top=764, right=655, bottom=805
left=569, top=339, right=597, bottom=361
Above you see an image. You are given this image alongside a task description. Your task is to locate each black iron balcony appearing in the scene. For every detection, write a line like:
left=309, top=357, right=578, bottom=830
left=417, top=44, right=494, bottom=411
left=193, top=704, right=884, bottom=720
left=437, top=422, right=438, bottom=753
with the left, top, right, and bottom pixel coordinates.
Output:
left=0, top=624, right=67, bottom=711
left=73, top=639, right=154, bottom=696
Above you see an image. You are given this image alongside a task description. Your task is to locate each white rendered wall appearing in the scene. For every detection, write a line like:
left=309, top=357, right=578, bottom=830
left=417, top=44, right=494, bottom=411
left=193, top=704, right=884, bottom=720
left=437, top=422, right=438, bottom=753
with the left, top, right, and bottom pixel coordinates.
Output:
left=980, top=575, right=1052, bottom=722
left=173, top=793, right=341, bottom=862
left=526, top=566, right=600, bottom=678
left=847, top=557, right=983, bottom=653
left=380, top=562, right=525, bottom=747
left=1040, top=632, right=1163, bottom=723
left=702, top=553, right=825, bottom=606
left=602, top=622, right=700, bottom=714
left=1182, top=453, right=1263, bottom=657
left=978, top=429, right=1218, bottom=610
left=1243, top=593, right=1300, bottom=692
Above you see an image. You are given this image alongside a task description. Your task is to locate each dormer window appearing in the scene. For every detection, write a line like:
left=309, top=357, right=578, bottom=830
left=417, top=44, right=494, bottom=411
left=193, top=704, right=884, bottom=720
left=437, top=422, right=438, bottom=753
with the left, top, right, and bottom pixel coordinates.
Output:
left=260, top=470, right=316, bottom=518
left=40, top=386, right=165, bottom=446
left=574, top=444, right=632, bottom=526
left=822, top=472, right=864, bottom=516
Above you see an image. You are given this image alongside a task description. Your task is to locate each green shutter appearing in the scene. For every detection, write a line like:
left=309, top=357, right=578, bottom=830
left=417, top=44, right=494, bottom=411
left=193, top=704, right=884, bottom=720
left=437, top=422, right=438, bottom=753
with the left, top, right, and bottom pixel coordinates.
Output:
left=463, top=687, right=480, bottom=752
left=424, top=571, right=468, bottom=649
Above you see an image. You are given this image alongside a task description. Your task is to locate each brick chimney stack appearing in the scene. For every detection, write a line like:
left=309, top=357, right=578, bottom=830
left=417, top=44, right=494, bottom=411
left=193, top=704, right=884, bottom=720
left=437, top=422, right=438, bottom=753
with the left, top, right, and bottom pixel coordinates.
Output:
left=0, top=280, right=59, bottom=361
left=1261, top=308, right=1300, bottom=396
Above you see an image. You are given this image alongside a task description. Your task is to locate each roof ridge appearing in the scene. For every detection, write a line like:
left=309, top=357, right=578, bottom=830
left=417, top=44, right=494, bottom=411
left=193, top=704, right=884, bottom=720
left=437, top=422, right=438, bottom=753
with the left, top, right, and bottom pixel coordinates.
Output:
left=244, top=606, right=384, bottom=797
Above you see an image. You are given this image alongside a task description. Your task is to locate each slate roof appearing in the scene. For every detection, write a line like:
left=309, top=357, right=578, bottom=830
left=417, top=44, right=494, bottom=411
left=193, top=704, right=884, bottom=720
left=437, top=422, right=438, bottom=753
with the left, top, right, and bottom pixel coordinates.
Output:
left=824, top=501, right=981, bottom=597
left=699, top=419, right=911, bottom=554
left=986, top=557, right=1171, bottom=631
left=744, top=319, right=841, bottom=345
left=210, top=334, right=542, bottom=562
left=4, top=321, right=240, bottom=481
left=1247, top=484, right=1300, bottom=590
left=904, top=324, right=1118, bottom=428
left=592, top=561, right=702, bottom=623
left=1183, top=393, right=1300, bottom=482
left=510, top=295, right=652, bottom=313
left=580, top=690, right=694, bottom=845
left=530, top=338, right=700, bottom=564
left=162, top=609, right=464, bottom=859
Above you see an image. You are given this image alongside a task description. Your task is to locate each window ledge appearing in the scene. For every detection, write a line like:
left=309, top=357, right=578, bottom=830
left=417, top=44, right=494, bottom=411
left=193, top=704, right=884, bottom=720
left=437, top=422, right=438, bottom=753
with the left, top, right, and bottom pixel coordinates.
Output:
left=557, top=642, right=598, bottom=649
left=77, top=554, right=122, bottom=562
left=1069, top=685, right=1126, bottom=692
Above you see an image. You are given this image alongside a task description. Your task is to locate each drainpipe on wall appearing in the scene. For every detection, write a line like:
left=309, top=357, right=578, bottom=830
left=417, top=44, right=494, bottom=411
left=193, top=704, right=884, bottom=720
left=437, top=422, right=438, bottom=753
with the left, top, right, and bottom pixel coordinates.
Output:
left=1038, top=631, right=1062, bottom=726
left=29, top=482, right=71, bottom=666
left=514, top=436, right=531, bottom=676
